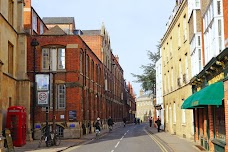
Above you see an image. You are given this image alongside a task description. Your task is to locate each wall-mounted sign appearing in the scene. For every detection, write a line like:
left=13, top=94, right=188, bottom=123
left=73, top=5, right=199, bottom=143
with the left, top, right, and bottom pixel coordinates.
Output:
left=36, top=74, right=49, bottom=91
left=37, top=91, right=49, bottom=106
left=69, top=110, right=76, bottom=121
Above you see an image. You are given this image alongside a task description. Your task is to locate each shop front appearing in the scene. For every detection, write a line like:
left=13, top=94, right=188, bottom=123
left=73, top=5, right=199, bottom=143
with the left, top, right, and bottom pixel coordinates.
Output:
left=181, top=48, right=228, bottom=152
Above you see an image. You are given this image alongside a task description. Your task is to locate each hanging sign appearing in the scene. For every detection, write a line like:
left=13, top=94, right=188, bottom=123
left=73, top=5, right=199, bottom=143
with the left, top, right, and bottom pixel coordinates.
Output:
left=36, top=74, right=49, bottom=91
left=37, top=91, right=49, bottom=106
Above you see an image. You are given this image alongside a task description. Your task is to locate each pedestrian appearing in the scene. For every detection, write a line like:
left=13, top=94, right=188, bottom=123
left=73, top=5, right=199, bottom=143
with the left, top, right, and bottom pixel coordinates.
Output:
left=95, top=117, right=101, bottom=132
left=155, top=116, right=161, bottom=132
left=107, top=116, right=114, bottom=131
left=123, top=117, right=127, bottom=127
left=149, top=117, right=152, bottom=127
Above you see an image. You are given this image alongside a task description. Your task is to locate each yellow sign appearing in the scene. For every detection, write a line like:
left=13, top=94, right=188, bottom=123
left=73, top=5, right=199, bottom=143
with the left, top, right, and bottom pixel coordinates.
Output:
left=192, top=100, right=199, bottom=106
left=208, top=73, right=224, bottom=85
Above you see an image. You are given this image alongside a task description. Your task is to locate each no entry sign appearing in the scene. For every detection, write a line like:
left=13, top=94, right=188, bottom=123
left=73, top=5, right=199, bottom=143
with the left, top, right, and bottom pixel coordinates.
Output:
left=37, top=91, right=49, bottom=106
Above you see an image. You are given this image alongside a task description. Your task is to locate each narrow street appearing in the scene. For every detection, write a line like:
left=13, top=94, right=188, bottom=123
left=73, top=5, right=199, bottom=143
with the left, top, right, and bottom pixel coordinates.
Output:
left=65, top=123, right=171, bottom=152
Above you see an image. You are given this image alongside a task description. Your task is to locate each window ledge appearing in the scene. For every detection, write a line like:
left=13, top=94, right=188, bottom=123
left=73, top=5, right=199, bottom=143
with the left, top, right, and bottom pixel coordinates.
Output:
left=181, top=123, right=186, bottom=126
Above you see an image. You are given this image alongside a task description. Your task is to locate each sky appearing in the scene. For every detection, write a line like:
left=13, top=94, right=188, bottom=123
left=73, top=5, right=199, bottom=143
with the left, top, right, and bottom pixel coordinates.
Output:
left=32, top=0, right=175, bottom=97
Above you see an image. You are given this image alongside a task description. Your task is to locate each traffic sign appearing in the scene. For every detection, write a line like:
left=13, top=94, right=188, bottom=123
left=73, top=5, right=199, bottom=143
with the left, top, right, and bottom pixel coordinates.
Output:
left=37, top=91, right=49, bottom=106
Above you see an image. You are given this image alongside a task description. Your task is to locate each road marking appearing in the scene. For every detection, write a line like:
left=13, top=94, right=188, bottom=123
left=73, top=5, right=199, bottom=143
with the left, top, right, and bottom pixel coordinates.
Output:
left=124, top=133, right=126, bottom=135
left=115, top=141, right=120, bottom=148
left=120, top=136, right=124, bottom=140
left=144, top=129, right=168, bottom=152
left=111, top=150, right=114, bottom=152
left=127, top=130, right=129, bottom=132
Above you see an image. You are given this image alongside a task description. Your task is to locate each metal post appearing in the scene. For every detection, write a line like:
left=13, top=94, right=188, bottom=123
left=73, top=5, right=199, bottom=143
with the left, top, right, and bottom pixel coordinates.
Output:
left=46, top=106, right=49, bottom=146
left=31, top=38, right=39, bottom=139
left=52, top=72, right=56, bottom=135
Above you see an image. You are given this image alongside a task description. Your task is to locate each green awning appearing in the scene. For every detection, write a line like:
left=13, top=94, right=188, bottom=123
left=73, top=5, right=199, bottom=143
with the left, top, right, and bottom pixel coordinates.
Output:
left=181, top=81, right=224, bottom=109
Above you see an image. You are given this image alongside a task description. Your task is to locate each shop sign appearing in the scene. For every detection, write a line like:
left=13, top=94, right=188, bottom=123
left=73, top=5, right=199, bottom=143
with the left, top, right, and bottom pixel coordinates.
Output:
left=208, top=73, right=224, bottom=85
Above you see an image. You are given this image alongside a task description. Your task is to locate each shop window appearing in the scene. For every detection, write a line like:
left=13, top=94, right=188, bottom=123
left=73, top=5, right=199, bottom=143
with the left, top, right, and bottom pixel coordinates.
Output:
left=215, top=102, right=225, bottom=141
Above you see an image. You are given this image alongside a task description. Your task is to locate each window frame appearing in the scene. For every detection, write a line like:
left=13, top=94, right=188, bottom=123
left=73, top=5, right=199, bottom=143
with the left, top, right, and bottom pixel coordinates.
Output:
left=57, top=84, right=66, bottom=109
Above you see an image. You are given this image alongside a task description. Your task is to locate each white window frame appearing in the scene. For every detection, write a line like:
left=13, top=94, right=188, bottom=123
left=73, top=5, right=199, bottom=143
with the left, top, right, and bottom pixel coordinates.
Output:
left=182, top=109, right=186, bottom=124
left=183, top=15, right=187, bottom=42
left=57, top=48, right=65, bottom=70
left=173, top=102, right=176, bottom=123
left=166, top=105, right=169, bottom=123
left=178, top=24, right=181, bottom=48
left=185, top=54, right=188, bottom=82
left=42, top=47, right=66, bottom=71
left=57, top=84, right=66, bottom=109
left=40, top=23, right=44, bottom=34
left=32, top=11, right=38, bottom=32
left=42, top=48, right=50, bottom=69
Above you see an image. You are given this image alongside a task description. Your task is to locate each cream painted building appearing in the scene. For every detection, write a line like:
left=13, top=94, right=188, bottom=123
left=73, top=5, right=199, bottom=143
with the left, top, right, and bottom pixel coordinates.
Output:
left=136, top=90, right=154, bottom=122
left=0, top=0, right=31, bottom=150
left=161, top=0, right=194, bottom=140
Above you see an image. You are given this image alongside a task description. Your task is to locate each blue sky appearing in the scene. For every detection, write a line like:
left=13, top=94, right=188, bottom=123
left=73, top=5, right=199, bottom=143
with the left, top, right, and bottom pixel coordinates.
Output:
left=32, top=0, right=175, bottom=97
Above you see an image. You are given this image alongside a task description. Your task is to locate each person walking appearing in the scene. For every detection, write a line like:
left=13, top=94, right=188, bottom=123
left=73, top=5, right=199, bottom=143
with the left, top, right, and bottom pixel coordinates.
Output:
left=107, top=116, right=114, bottom=131
left=123, top=117, right=127, bottom=127
left=149, top=117, right=152, bottom=127
left=155, top=116, right=161, bottom=132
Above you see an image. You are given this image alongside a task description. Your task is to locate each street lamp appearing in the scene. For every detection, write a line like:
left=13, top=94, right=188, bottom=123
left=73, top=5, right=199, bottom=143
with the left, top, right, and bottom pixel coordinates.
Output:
left=31, top=38, right=39, bottom=139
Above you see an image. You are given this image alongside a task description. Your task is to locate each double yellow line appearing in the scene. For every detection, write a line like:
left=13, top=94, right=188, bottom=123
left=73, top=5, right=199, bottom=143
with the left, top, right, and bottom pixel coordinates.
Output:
left=144, top=129, right=168, bottom=152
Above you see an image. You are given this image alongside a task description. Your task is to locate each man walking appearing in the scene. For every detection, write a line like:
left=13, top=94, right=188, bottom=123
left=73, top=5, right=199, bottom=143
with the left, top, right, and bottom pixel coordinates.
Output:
left=149, top=117, right=152, bottom=127
left=155, top=116, right=161, bottom=132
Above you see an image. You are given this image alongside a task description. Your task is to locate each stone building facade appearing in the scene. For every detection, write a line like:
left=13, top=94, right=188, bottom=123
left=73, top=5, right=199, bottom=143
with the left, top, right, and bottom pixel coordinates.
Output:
left=161, top=0, right=194, bottom=140
left=0, top=0, right=31, bottom=151
left=136, top=90, right=154, bottom=122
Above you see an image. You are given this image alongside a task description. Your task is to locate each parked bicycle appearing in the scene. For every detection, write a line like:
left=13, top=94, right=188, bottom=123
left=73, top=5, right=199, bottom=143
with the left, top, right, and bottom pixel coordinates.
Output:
left=38, top=130, right=61, bottom=148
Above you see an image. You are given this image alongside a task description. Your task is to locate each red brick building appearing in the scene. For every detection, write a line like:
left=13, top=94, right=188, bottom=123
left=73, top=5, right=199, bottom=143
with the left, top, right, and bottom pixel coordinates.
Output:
left=27, top=26, right=108, bottom=138
left=24, top=1, right=135, bottom=139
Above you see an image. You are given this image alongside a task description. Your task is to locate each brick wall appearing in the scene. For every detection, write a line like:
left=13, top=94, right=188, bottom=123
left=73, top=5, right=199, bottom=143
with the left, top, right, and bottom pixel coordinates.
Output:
left=27, top=35, right=103, bottom=124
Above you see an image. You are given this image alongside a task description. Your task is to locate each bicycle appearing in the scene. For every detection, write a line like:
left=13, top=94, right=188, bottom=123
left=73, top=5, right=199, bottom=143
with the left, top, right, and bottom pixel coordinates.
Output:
left=95, top=129, right=100, bottom=139
left=38, top=131, right=61, bottom=148
left=108, top=125, right=113, bottom=132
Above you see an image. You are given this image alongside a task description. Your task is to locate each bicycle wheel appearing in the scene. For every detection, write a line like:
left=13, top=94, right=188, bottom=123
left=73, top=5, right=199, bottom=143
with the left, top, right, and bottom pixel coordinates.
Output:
left=54, top=135, right=61, bottom=146
left=38, top=135, right=45, bottom=148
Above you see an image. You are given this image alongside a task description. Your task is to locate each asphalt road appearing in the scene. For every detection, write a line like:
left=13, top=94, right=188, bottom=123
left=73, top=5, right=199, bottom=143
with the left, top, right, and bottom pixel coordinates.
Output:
left=65, top=123, right=169, bottom=152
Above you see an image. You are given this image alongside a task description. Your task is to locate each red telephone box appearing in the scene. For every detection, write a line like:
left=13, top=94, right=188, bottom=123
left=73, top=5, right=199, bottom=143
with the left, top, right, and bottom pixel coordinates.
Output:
left=6, top=106, right=26, bottom=147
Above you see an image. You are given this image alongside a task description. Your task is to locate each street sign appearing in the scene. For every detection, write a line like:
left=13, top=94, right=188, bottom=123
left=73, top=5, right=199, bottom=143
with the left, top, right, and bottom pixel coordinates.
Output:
left=36, top=74, right=49, bottom=91
left=37, top=91, right=49, bottom=106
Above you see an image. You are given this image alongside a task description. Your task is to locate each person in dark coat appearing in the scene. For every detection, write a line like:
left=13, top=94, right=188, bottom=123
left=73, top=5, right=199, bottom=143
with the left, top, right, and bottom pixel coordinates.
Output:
left=149, top=117, right=152, bottom=127
left=155, top=116, right=161, bottom=132
left=107, top=116, right=114, bottom=127
left=123, top=117, right=127, bottom=127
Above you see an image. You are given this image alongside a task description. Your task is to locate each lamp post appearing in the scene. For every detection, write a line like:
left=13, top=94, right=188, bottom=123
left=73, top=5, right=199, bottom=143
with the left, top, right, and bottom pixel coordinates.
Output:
left=31, top=38, right=39, bottom=139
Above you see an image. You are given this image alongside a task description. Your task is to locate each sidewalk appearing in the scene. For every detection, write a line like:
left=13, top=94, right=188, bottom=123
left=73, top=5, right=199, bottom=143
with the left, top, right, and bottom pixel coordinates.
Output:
left=12, top=126, right=113, bottom=152
left=145, top=125, right=206, bottom=152
left=10, top=123, right=205, bottom=152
